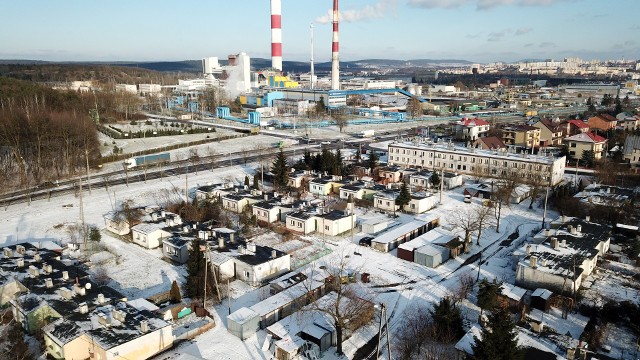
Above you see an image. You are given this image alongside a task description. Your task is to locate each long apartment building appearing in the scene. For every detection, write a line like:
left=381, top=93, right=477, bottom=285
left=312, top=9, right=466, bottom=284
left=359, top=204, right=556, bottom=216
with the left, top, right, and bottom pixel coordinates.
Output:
left=387, top=141, right=565, bottom=185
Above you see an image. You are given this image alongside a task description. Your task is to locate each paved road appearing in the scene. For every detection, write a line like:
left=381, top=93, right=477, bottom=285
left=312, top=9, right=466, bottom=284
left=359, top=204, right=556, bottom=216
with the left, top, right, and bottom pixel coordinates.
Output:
left=0, top=145, right=319, bottom=206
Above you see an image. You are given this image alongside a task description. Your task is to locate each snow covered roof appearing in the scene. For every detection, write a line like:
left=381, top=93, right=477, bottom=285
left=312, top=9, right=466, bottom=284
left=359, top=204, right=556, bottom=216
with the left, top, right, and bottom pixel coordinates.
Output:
left=371, top=219, right=428, bottom=245
left=532, top=288, right=553, bottom=300
left=227, top=307, right=259, bottom=325
left=454, top=324, right=481, bottom=354
left=398, top=227, right=456, bottom=252
left=415, top=243, right=447, bottom=257
left=131, top=222, right=170, bottom=235
left=248, top=274, right=327, bottom=317
left=564, top=132, right=607, bottom=143
left=127, top=298, right=159, bottom=312
left=500, top=283, right=527, bottom=302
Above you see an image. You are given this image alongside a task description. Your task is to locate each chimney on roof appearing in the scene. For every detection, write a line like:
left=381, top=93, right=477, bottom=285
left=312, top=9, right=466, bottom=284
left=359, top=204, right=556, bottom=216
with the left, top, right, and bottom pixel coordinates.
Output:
left=551, top=237, right=559, bottom=250
left=45, top=278, right=53, bottom=288
left=585, top=215, right=590, bottom=222
left=112, top=309, right=126, bottom=322
left=526, top=245, right=531, bottom=255
left=16, top=258, right=24, bottom=267
left=16, top=245, right=25, bottom=255
left=62, top=271, right=69, bottom=281
left=98, top=313, right=111, bottom=327
left=544, top=228, right=550, bottom=237
left=576, top=225, right=582, bottom=234
left=230, top=233, right=236, bottom=244
left=218, top=237, right=225, bottom=249
left=272, top=250, right=277, bottom=259
left=530, top=255, right=538, bottom=269
left=98, top=293, right=105, bottom=304
left=140, top=320, right=149, bottom=333
left=34, top=253, right=41, bottom=262
left=78, top=302, right=89, bottom=314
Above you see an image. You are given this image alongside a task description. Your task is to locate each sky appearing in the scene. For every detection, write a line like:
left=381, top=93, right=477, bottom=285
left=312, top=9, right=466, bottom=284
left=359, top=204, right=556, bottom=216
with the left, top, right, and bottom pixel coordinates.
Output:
left=1, top=0, right=639, bottom=64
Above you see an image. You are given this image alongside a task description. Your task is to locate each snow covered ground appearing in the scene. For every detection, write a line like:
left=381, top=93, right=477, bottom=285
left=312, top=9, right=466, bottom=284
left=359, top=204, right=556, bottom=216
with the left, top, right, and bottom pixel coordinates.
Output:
left=4, top=128, right=639, bottom=359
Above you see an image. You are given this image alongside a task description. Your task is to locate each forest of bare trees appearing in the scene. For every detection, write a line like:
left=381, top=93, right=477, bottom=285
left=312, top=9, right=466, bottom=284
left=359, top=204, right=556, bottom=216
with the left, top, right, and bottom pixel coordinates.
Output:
left=0, top=78, right=101, bottom=191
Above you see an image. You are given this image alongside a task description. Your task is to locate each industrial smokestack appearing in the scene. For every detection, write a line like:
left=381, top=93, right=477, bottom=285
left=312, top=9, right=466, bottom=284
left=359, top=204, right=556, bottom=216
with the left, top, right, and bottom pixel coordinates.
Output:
left=331, top=0, right=340, bottom=90
left=270, top=0, right=283, bottom=71
left=310, top=23, right=315, bottom=89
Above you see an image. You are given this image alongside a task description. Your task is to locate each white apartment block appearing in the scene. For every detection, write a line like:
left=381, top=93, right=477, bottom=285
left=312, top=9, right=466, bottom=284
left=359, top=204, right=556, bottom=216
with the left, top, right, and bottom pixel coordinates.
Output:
left=387, top=142, right=565, bottom=185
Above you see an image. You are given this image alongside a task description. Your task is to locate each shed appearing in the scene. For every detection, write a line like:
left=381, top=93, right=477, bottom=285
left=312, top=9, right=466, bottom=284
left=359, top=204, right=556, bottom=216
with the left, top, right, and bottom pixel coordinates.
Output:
left=530, top=288, right=553, bottom=312
left=414, top=244, right=449, bottom=268
left=370, top=219, right=429, bottom=253
left=227, top=307, right=260, bottom=340
left=498, top=283, right=527, bottom=312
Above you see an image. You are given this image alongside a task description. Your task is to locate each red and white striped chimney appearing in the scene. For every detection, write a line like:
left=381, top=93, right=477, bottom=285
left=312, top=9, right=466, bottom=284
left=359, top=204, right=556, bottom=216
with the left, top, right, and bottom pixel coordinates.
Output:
left=270, top=0, right=283, bottom=72
left=331, top=0, right=340, bottom=90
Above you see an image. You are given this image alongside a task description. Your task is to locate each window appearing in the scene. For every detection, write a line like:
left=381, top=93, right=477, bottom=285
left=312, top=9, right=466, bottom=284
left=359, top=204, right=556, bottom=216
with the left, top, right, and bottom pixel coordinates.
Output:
left=386, top=201, right=390, bottom=206
left=297, top=222, right=302, bottom=228
left=325, top=225, right=329, bottom=230
left=570, top=143, right=577, bottom=148
left=244, top=271, right=250, bottom=278
left=290, top=220, right=295, bottom=225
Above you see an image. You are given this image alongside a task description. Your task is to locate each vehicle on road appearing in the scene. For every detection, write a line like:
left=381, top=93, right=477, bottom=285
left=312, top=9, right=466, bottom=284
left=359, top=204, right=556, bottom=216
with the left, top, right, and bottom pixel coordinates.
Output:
left=125, top=153, right=170, bottom=169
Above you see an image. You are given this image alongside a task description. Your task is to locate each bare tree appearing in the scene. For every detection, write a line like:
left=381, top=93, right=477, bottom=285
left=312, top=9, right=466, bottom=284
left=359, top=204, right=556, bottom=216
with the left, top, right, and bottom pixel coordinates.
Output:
left=524, top=169, right=548, bottom=210
left=301, top=254, right=376, bottom=355
left=475, top=203, right=493, bottom=245
left=492, top=169, right=522, bottom=233
left=406, top=96, right=422, bottom=119
left=448, top=207, right=480, bottom=252
left=113, top=199, right=144, bottom=239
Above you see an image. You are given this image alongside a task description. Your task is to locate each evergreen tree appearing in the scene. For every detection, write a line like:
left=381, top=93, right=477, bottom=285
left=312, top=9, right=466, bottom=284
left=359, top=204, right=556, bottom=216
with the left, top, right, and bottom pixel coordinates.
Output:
left=430, top=172, right=441, bottom=188
left=354, top=148, right=362, bottom=164
left=430, top=297, right=464, bottom=342
left=170, top=280, right=182, bottom=303
left=396, top=181, right=411, bottom=210
left=244, top=176, right=250, bottom=188
left=368, top=151, right=379, bottom=173
left=581, top=150, right=595, bottom=168
left=303, top=149, right=312, bottom=168
left=253, top=174, right=260, bottom=190
left=477, top=278, right=501, bottom=317
left=89, top=226, right=101, bottom=242
left=334, top=149, right=343, bottom=176
left=320, top=148, right=334, bottom=174
left=622, top=95, right=631, bottom=110
left=472, top=306, right=523, bottom=360
left=185, top=240, right=205, bottom=299
left=586, top=97, right=592, bottom=106
left=271, top=149, right=289, bottom=190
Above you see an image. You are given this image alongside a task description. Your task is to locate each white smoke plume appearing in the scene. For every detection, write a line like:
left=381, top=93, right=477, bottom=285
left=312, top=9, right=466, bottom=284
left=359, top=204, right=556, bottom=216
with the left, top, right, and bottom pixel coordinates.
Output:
left=315, top=0, right=397, bottom=24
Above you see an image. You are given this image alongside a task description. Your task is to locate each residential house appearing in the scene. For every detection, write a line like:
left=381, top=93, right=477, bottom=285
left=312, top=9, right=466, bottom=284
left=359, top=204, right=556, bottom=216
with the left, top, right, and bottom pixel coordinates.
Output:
left=233, top=243, right=290, bottom=286
left=587, top=114, right=617, bottom=131
left=387, top=141, right=565, bottom=185
left=373, top=191, right=399, bottom=213
left=622, top=115, right=640, bottom=131
left=623, top=135, right=640, bottom=167
left=131, top=223, right=172, bottom=249
left=501, top=124, right=541, bottom=150
left=308, top=176, right=346, bottom=196
left=103, top=212, right=132, bottom=236
left=563, top=132, right=607, bottom=160
left=377, top=166, right=403, bottom=185
left=409, top=171, right=463, bottom=191
left=453, top=118, right=490, bottom=141
left=162, top=237, right=192, bottom=264
left=404, top=194, right=438, bottom=214
left=288, top=170, right=313, bottom=189
left=338, top=182, right=378, bottom=201
left=473, top=136, right=507, bottom=150
left=316, top=210, right=356, bottom=237
left=43, top=301, right=173, bottom=360
left=533, top=118, right=568, bottom=147
left=221, top=190, right=263, bottom=214
left=513, top=216, right=610, bottom=293
left=194, top=183, right=234, bottom=201
left=286, top=211, right=317, bottom=235
left=252, top=198, right=296, bottom=223
left=566, top=120, right=590, bottom=135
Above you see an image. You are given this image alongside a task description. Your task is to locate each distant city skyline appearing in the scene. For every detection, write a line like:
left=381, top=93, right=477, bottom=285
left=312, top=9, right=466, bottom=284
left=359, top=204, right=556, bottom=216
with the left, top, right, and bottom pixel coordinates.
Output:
left=1, top=0, right=639, bottom=64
